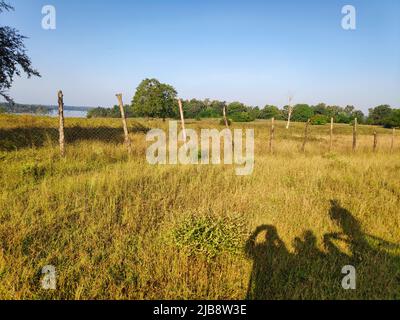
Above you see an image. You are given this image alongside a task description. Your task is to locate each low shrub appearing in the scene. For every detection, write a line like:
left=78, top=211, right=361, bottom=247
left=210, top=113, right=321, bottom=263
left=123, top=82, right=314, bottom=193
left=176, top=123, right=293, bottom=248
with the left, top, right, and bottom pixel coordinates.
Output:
left=311, top=114, right=329, bottom=125
left=172, top=215, right=247, bottom=260
left=230, top=112, right=255, bottom=123
left=21, top=162, right=47, bottom=182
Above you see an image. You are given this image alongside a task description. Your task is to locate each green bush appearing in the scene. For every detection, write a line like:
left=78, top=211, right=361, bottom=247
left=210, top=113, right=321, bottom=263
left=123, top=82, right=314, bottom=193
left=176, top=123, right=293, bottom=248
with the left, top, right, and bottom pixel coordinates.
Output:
left=311, top=114, right=329, bottom=125
left=199, top=108, right=220, bottom=118
left=230, top=112, right=255, bottom=123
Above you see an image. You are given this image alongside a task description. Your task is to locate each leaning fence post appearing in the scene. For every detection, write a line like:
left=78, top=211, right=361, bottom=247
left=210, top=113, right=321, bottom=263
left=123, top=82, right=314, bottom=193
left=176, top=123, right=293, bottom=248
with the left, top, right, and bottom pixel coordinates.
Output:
left=352, top=118, right=358, bottom=152
left=116, top=94, right=132, bottom=154
left=269, top=117, right=275, bottom=154
left=223, top=103, right=234, bottom=149
left=58, top=90, right=65, bottom=157
left=177, top=99, right=187, bottom=143
left=329, top=117, right=334, bottom=152
left=391, top=128, right=395, bottom=153
left=301, top=119, right=311, bottom=153
left=373, top=130, right=378, bottom=153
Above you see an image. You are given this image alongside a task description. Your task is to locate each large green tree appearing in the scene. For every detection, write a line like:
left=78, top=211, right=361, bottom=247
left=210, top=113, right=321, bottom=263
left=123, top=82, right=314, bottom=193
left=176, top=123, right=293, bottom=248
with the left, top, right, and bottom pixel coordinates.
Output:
left=227, top=101, right=248, bottom=115
left=259, top=105, right=282, bottom=119
left=291, top=104, right=314, bottom=122
left=0, top=1, right=40, bottom=102
left=368, top=105, right=393, bottom=125
left=131, top=78, right=178, bottom=121
left=382, top=109, right=400, bottom=128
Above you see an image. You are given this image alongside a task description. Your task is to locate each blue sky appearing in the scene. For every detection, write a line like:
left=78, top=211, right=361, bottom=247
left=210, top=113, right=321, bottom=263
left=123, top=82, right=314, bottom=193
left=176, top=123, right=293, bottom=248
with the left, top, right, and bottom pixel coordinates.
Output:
left=1, top=0, right=400, bottom=111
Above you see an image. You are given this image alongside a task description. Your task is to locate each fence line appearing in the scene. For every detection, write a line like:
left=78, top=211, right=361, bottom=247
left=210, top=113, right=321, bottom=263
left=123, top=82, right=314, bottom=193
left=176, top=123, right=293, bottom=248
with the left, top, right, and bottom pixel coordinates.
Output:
left=0, top=91, right=382, bottom=156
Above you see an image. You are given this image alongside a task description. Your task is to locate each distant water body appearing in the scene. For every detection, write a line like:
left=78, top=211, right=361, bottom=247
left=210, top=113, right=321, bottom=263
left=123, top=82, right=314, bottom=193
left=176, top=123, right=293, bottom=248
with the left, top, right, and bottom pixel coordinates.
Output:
left=10, top=109, right=88, bottom=118
left=48, top=109, right=88, bottom=118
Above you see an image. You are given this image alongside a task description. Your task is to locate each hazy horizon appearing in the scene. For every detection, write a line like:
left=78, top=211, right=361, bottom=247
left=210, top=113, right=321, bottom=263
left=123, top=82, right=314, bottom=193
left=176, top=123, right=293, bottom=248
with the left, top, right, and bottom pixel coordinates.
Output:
left=1, top=0, right=400, bottom=112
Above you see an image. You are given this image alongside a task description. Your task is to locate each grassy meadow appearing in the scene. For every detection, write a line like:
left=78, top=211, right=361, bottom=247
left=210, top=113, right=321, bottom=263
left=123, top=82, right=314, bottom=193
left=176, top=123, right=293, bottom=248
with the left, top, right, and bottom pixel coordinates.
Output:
left=0, top=114, right=399, bottom=299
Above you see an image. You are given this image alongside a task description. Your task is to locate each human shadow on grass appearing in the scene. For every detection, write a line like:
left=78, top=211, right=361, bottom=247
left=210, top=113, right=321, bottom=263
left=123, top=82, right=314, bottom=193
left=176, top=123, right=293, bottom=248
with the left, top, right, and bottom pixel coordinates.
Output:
left=245, top=200, right=400, bottom=299
left=0, top=124, right=149, bottom=151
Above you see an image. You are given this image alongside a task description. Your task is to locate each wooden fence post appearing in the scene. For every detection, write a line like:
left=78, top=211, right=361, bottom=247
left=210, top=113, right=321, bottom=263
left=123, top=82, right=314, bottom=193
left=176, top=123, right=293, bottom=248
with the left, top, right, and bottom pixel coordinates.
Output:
left=222, top=104, right=229, bottom=129
left=301, top=119, right=311, bottom=153
left=58, top=90, right=65, bottom=157
left=116, top=94, right=132, bottom=154
left=352, top=118, right=358, bottom=152
left=177, top=99, right=187, bottom=143
left=269, top=117, right=275, bottom=154
left=223, top=103, right=234, bottom=149
left=329, top=117, right=334, bottom=152
left=391, top=128, right=395, bottom=153
left=286, top=106, right=293, bottom=130
left=373, top=130, right=378, bottom=153
left=286, top=95, right=293, bottom=129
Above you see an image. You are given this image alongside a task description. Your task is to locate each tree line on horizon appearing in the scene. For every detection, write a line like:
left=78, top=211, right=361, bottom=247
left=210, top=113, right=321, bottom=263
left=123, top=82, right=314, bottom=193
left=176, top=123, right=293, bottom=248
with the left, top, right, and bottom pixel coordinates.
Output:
left=86, top=78, right=400, bottom=128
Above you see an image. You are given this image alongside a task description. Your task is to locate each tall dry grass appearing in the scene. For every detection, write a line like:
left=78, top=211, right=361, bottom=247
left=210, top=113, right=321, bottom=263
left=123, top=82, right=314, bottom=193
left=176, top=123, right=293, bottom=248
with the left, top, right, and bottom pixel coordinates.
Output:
left=0, top=114, right=399, bottom=299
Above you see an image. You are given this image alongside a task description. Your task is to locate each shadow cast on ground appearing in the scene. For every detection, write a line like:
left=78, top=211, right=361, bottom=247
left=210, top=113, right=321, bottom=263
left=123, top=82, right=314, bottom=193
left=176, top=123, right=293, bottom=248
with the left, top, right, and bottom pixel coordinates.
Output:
left=245, top=200, right=400, bottom=299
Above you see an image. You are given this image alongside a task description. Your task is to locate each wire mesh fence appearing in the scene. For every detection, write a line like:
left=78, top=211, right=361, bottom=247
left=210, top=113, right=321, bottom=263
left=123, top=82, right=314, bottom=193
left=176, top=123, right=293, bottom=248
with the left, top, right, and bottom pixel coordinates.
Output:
left=0, top=114, right=397, bottom=156
left=0, top=115, right=149, bottom=152
left=0, top=88, right=398, bottom=158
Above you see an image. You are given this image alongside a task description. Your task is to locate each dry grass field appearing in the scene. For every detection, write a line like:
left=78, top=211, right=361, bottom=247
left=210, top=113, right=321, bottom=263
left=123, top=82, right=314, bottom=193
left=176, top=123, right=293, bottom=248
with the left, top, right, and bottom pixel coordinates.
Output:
left=0, top=114, right=399, bottom=299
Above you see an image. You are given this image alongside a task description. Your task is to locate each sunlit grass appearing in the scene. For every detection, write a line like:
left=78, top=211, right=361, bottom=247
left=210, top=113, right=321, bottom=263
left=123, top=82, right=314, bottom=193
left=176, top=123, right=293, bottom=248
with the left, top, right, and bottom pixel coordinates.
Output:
left=0, top=114, right=399, bottom=299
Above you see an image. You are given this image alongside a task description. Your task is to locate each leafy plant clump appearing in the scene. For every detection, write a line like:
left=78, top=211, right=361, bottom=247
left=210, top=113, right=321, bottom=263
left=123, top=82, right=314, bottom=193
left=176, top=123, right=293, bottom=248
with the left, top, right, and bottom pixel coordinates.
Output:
left=172, top=215, right=248, bottom=260
left=21, top=162, right=47, bottom=182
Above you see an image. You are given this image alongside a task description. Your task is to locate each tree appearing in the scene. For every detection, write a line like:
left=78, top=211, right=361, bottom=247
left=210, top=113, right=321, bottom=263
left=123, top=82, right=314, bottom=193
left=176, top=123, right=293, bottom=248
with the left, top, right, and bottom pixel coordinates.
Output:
left=183, top=99, right=207, bottom=118
left=344, top=105, right=355, bottom=116
left=368, top=105, right=393, bottom=125
left=382, top=109, right=400, bottom=128
left=209, top=100, right=225, bottom=116
left=248, top=106, right=261, bottom=120
left=259, top=105, right=282, bottom=119
left=0, top=1, right=40, bottom=102
left=291, top=104, right=314, bottom=122
left=230, top=112, right=255, bottom=122
left=87, top=105, right=135, bottom=119
left=353, top=110, right=365, bottom=124
left=226, top=102, right=248, bottom=115
left=131, top=78, right=178, bottom=121
left=336, top=112, right=351, bottom=124
left=312, top=103, right=328, bottom=116
left=326, top=105, right=342, bottom=119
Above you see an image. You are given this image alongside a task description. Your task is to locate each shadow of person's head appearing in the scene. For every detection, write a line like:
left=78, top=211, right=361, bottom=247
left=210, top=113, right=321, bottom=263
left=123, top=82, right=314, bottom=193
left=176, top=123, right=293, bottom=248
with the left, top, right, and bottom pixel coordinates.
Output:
left=256, top=225, right=281, bottom=243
